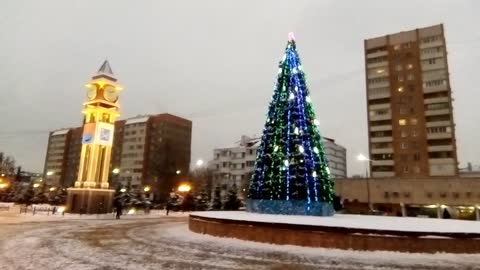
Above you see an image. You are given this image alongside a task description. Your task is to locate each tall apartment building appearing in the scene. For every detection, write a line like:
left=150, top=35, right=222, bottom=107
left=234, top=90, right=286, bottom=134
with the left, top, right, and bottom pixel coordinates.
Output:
left=365, top=24, right=458, bottom=178
left=209, top=135, right=347, bottom=198
left=43, top=113, right=192, bottom=201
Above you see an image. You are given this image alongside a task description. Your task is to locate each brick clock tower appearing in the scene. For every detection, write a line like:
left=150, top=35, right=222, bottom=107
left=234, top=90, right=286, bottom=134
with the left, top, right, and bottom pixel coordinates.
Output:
left=66, top=60, right=123, bottom=214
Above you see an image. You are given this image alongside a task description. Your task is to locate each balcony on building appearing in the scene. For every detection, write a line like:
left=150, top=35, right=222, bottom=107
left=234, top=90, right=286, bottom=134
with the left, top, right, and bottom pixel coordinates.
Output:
left=366, top=60, right=389, bottom=69
left=426, top=132, right=452, bottom=140
left=370, top=124, right=392, bottom=132
left=366, top=50, right=388, bottom=59
left=370, top=136, right=393, bottom=143
left=419, top=39, right=443, bottom=49
left=420, top=50, right=445, bottom=60
left=371, top=159, right=395, bottom=166
left=371, top=147, right=394, bottom=154
left=369, top=113, right=392, bottom=121
left=428, top=145, right=454, bottom=152
left=424, top=96, right=449, bottom=105
left=426, top=120, right=451, bottom=128
left=371, top=171, right=395, bottom=178
left=421, top=61, right=446, bottom=72
left=425, top=108, right=450, bottom=116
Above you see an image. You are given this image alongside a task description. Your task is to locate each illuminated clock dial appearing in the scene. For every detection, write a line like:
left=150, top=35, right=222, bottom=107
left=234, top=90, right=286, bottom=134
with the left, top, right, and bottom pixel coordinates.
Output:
left=103, top=85, right=118, bottom=102
left=87, top=86, right=97, bottom=100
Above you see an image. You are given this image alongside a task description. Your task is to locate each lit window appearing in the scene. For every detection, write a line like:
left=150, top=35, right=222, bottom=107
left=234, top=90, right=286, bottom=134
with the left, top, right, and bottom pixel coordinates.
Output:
left=376, top=69, right=385, bottom=74
left=407, top=64, right=413, bottom=70
left=399, top=119, right=407, bottom=126
left=410, top=118, right=418, bottom=125
left=398, top=87, right=404, bottom=92
left=394, top=45, right=401, bottom=50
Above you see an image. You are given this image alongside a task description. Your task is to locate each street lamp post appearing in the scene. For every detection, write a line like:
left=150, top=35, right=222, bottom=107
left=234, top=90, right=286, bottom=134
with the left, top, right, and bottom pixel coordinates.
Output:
left=357, top=154, right=373, bottom=213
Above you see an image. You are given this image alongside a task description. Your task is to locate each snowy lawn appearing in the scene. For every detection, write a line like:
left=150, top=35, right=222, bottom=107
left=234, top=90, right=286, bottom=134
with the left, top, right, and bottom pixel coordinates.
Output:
left=191, top=211, right=480, bottom=234
left=0, top=210, right=479, bottom=269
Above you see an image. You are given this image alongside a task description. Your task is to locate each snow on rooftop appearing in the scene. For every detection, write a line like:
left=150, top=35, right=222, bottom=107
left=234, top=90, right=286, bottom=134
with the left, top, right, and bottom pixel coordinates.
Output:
left=125, top=116, right=150, bottom=125
left=51, top=129, right=69, bottom=136
left=191, top=211, right=480, bottom=234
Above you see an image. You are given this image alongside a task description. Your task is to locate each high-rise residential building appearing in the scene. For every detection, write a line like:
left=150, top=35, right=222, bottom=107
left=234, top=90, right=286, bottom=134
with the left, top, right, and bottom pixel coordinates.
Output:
left=43, top=129, right=72, bottom=187
left=43, top=113, right=192, bottom=201
left=209, top=135, right=347, bottom=198
left=364, top=24, right=458, bottom=178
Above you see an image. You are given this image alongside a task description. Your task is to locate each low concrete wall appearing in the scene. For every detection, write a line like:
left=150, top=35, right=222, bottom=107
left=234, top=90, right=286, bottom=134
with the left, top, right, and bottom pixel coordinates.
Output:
left=189, top=214, right=480, bottom=254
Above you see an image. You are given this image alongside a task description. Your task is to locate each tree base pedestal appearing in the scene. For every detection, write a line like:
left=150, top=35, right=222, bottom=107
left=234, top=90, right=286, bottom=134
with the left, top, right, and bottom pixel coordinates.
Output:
left=66, top=188, right=114, bottom=214
left=246, top=199, right=334, bottom=216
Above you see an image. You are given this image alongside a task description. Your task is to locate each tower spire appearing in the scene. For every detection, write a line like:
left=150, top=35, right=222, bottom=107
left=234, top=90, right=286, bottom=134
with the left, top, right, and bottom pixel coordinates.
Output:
left=97, top=60, right=114, bottom=75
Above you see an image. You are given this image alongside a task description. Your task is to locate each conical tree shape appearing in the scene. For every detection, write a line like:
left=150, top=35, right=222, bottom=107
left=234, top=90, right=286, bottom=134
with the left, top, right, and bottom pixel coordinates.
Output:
left=247, top=33, right=335, bottom=216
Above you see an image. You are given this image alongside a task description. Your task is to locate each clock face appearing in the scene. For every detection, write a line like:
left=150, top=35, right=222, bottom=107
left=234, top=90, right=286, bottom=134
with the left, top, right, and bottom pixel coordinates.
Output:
left=87, top=86, right=97, bottom=100
left=103, top=85, right=118, bottom=102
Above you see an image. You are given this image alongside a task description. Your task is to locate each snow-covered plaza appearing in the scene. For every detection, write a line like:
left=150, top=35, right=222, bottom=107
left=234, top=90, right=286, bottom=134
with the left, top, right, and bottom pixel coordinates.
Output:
left=1, top=209, right=480, bottom=270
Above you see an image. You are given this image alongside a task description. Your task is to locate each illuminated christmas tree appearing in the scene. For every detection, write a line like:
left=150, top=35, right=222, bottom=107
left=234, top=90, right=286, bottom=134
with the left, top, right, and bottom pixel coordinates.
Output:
left=247, top=33, right=335, bottom=216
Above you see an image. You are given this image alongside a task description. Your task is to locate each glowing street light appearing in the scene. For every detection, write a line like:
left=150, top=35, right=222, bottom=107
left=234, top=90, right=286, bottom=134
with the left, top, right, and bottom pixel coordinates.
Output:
left=33, top=183, right=40, bottom=188
left=120, top=188, right=126, bottom=193
left=112, top=168, right=120, bottom=174
left=356, top=154, right=370, bottom=162
left=143, top=186, right=151, bottom=192
left=0, top=183, right=8, bottom=189
left=49, top=187, right=56, bottom=192
left=196, top=159, right=204, bottom=167
left=178, top=184, right=191, bottom=193
left=0, top=174, right=5, bottom=177
left=356, top=153, right=373, bottom=212
left=46, top=171, right=54, bottom=176
left=176, top=170, right=181, bottom=175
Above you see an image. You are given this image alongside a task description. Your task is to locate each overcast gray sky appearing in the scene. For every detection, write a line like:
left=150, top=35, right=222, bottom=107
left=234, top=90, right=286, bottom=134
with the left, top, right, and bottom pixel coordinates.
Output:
left=0, top=0, right=478, bottom=176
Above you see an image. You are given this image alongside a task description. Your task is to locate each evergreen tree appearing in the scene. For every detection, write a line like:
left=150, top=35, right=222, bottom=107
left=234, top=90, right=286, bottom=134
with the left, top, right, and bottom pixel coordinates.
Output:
left=211, top=185, right=222, bottom=210
left=247, top=33, right=335, bottom=216
left=181, top=192, right=195, bottom=212
left=224, top=185, right=241, bottom=210
left=31, top=184, right=48, bottom=204
left=16, top=184, right=34, bottom=205
left=195, top=190, right=210, bottom=211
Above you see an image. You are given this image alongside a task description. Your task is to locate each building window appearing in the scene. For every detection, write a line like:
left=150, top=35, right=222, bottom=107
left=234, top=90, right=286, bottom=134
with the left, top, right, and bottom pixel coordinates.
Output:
left=399, top=119, right=407, bottom=126
left=412, top=129, right=418, bottom=137
left=408, top=85, right=415, bottom=92
left=410, top=118, right=417, bottom=125
left=395, top=64, right=402, bottom=71
left=401, top=142, right=408, bottom=149
left=398, top=86, right=404, bottom=92
left=407, top=74, right=415, bottom=81
left=413, top=166, right=420, bottom=174
left=393, top=44, right=401, bottom=51
left=398, top=75, right=404, bottom=82
left=407, top=64, right=413, bottom=70
left=400, top=130, right=408, bottom=138
left=399, top=107, right=407, bottom=115
left=403, top=166, right=409, bottom=173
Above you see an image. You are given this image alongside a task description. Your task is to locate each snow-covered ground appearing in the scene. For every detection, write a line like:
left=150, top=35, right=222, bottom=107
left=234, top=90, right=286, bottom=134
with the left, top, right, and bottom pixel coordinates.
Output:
left=192, top=211, right=480, bottom=234
left=0, top=210, right=479, bottom=270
